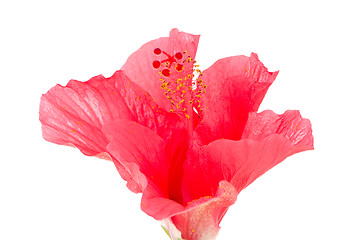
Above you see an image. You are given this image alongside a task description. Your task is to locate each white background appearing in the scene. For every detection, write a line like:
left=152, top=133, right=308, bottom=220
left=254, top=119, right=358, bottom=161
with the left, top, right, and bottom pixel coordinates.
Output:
left=1, top=0, right=361, bottom=239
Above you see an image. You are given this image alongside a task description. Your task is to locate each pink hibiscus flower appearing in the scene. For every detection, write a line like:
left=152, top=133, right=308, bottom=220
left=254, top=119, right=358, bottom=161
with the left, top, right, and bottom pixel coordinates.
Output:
left=39, top=29, right=313, bottom=240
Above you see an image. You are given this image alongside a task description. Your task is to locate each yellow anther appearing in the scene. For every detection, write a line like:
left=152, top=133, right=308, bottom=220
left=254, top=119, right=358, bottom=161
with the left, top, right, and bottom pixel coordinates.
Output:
left=185, top=114, right=190, bottom=119
left=161, top=82, right=168, bottom=89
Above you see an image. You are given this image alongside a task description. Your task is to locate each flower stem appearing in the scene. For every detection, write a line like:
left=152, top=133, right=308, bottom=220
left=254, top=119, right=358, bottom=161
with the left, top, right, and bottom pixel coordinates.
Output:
left=161, top=225, right=172, bottom=239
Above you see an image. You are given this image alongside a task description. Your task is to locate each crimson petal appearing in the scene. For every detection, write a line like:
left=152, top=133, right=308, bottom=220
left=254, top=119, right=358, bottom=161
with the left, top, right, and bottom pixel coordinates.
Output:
left=103, top=119, right=185, bottom=220
left=182, top=110, right=313, bottom=204
left=194, top=53, right=278, bottom=145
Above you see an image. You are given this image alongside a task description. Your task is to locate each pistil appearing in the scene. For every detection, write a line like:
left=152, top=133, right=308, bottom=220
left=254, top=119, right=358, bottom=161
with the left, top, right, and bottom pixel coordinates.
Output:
left=152, top=48, right=207, bottom=128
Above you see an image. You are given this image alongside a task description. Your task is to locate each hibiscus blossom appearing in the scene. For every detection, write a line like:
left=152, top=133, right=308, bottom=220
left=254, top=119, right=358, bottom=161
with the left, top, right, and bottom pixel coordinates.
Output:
left=39, top=29, right=313, bottom=240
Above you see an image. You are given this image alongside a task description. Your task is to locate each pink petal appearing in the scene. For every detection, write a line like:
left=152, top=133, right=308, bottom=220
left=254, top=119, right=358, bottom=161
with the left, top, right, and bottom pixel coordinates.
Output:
left=182, top=110, right=313, bottom=202
left=40, top=72, right=128, bottom=154
left=40, top=70, right=162, bottom=193
left=242, top=110, right=314, bottom=148
left=164, top=181, right=237, bottom=240
left=121, top=28, right=200, bottom=111
left=103, top=119, right=185, bottom=220
left=229, top=110, right=314, bottom=191
left=194, top=53, right=278, bottom=145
